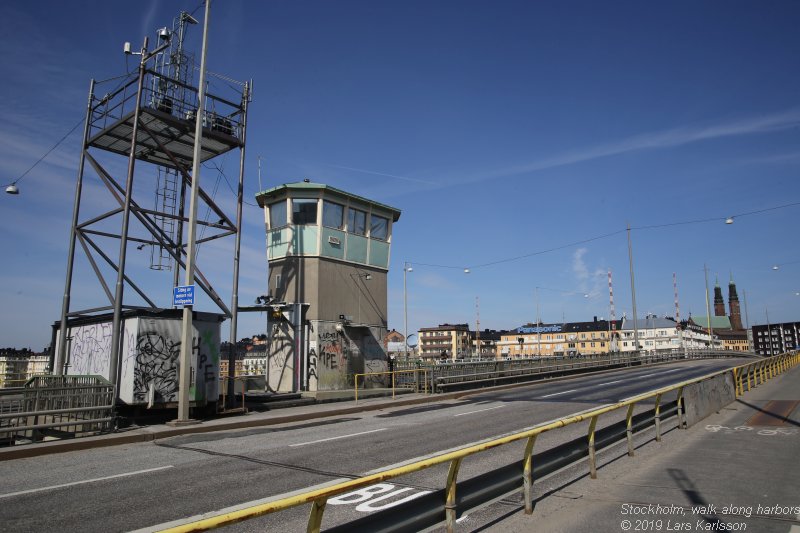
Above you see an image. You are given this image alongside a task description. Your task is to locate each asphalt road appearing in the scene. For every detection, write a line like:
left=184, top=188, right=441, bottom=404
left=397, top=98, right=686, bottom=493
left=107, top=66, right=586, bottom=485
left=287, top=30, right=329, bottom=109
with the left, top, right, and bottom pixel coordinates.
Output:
left=0, top=358, right=743, bottom=532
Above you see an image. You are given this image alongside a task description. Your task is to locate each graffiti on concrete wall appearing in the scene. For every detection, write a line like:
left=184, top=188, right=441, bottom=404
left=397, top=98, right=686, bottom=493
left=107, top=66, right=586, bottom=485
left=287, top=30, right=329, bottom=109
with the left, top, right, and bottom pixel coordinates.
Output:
left=266, top=321, right=295, bottom=393
left=318, top=331, right=345, bottom=370
left=363, top=358, right=388, bottom=387
left=133, top=320, right=219, bottom=404
left=68, top=322, right=135, bottom=379
left=308, top=346, right=318, bottom=383
left=65, top=318, right=219, bottom=405
left=314, top=329, right=351, bottom=390
left=266, top=321, right=391, bottom=393
left=133, top=332, right=180, bottom=403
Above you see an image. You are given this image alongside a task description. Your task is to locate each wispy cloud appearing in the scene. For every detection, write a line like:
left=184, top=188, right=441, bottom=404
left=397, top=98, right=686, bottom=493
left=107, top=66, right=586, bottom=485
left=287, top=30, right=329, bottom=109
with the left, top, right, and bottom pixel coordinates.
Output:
left=140, top=1, right=160, bottom=44
left=737, top=151, right=800, bottom=166
left=572, top=248, right=606, bottom=299
left=469, top=107, right=800, bottom=184
left=320, top=107, right=800, bottom=198
left=572, top=248, right=589, bottom=281
left=329, top=164, right=439, bottom=185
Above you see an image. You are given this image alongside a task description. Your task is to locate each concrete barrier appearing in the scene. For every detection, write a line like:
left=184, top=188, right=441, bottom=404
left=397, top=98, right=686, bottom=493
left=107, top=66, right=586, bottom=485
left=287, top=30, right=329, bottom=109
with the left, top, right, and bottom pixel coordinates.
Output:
left=682, top=371, right=736, bottom=428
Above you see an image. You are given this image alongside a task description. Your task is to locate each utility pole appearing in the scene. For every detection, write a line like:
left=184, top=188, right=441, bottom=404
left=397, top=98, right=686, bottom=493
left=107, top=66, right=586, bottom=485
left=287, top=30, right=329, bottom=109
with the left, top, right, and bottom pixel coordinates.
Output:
left=536, top=287, right=541, bottom=356
left=627, top=224, right=640, bottom=356
left=174, top=0, right=211, bottom=424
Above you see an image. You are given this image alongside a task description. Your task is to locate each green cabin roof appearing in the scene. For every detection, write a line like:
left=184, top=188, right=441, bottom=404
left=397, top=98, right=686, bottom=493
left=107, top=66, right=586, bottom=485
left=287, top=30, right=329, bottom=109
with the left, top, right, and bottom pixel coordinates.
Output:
left=255, top=181, right=401, bottom=221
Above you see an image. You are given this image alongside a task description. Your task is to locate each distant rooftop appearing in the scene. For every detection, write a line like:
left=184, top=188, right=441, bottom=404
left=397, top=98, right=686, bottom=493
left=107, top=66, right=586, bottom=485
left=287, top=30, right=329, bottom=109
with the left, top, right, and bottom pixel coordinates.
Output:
left=621, top=316, right=679, bottom=330
left=690, top=315, right=733, bottom=330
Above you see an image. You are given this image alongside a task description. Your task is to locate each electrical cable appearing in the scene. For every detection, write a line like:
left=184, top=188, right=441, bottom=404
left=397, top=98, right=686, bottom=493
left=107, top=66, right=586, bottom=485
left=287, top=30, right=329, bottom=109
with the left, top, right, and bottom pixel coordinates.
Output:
left=409, top=200, right=799, bottom=272
left=3, top=118, right=84, bottom=189
left=202, top=160, right=260, bottom=207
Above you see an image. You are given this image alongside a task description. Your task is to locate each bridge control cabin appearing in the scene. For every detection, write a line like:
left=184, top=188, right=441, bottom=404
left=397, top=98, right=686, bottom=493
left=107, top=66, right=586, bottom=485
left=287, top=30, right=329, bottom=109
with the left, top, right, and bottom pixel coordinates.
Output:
left=256, top=182, right=401, bottom=393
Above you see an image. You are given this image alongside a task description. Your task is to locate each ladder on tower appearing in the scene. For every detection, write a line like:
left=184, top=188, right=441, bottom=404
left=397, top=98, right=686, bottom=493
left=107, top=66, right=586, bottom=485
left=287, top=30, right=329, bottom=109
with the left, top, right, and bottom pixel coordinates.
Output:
left=150, top=167, right=179, bottom=271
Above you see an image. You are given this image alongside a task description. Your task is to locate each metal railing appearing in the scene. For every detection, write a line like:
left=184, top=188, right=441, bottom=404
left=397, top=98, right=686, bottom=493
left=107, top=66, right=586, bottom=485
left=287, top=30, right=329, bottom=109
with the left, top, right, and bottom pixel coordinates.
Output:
left=89, top=70, right=244, bottom=141
left=217, top=374, right=249, bottom=414
left=157, top=351, right=797, bottom=533
left=353, top=369, right=429, bottom=402
left=397, top=349, right=743, bottom=393
left=0, top=375, right=115, bottom=445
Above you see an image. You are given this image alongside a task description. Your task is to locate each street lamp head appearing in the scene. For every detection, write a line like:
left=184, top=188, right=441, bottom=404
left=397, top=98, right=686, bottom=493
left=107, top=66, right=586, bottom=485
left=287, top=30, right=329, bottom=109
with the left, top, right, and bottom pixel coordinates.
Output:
left=5, top=183, right=19, bottom=195
left=725, top=217, right=734, bottom=225
left=772, top=265, right=779, bottom=271
left=463, top=268, right=471, bottom=274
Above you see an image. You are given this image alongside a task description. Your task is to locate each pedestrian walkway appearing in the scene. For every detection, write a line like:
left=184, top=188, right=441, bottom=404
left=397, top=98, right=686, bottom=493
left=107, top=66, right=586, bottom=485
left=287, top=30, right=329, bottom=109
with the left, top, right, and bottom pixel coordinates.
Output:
left=483, top=364, right=800, bottom=533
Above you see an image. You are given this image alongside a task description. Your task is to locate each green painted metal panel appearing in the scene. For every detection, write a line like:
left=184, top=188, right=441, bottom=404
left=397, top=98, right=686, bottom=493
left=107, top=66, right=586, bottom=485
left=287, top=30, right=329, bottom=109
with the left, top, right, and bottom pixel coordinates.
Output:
left=368, top=240, right=390, bottom=268
left=293, top=226, right=319, bottom=255
left=267, top=228, right=290, bottom=259
left=346, top=234, right=369, bottom=264
left=321, top=228, right=346, bottom=260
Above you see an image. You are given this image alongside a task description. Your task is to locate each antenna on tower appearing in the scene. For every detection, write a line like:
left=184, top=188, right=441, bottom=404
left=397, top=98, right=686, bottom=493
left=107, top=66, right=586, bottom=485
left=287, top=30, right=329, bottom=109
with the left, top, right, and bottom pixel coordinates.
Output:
left=150, top=11, right=199, bottom=273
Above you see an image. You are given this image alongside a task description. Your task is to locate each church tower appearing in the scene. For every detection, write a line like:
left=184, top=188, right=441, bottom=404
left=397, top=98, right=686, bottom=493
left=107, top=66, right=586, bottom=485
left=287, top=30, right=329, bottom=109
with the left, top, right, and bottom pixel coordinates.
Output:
left=728, top=274, right=743, bottom=330
left=713, top=278, right=726, bottom=317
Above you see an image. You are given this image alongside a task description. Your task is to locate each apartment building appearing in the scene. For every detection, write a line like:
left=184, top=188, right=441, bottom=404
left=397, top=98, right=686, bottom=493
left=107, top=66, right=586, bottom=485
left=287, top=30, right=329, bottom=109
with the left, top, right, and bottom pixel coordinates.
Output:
left=418, top=324, right=471, bottom=361
left=470, top=329, right=507, bottom=358
left=751, top=321, right=800, bottom=356
left=497, top=318, right=621, bottom=358
left=618, top=316, right=683, bottom=352
left=0, top=350, right=50, bottom=388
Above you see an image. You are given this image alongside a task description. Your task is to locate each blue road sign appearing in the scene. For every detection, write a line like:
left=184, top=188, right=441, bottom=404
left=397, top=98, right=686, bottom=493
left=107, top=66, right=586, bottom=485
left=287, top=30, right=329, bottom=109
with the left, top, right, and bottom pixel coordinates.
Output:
left=173, top=285, right=195, bottom=306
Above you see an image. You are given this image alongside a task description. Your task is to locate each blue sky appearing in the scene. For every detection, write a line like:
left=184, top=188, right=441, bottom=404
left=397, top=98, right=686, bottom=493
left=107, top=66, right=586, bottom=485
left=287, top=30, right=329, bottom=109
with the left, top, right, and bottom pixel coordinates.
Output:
left=2, top=1, right=799, bottom=350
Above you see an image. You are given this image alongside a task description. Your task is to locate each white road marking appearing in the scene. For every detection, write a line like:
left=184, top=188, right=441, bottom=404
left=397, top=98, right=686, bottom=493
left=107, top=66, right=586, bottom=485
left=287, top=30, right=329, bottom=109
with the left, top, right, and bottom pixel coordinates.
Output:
left=454, top=405, right=504, bottom=417
left=0, top=465, right=174, bottom=499
left=289, top=428, right=388, bottom=447
left=595, top=379, right=625, bottom=386
left=637, top=368, right=681, bottom=378
left=539, top=389, right=578, bottom=398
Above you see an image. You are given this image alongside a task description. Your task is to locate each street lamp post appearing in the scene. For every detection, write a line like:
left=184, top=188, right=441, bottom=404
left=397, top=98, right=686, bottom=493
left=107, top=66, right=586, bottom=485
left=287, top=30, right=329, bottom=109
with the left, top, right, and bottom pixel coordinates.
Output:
left=535, top=287, right=541, bottom=356
left=627, top=223, right=640, bottom=357
left=403, top=262, right=412, bottom=359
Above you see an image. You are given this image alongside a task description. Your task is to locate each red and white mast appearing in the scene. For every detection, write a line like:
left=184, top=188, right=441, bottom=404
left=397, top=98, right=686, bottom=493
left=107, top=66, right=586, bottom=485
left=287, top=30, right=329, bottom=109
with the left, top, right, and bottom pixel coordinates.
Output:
left=674, top=272, right=685, bottom=352
left=608, top=270, right=617, bottom=351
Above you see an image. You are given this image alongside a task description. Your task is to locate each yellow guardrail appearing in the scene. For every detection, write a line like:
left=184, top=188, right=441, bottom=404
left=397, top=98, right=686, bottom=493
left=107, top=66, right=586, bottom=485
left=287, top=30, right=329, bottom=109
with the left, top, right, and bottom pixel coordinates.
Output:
left=353, top=369, right=429, bottom=403
left=159, top=352, right=798, bottom=533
